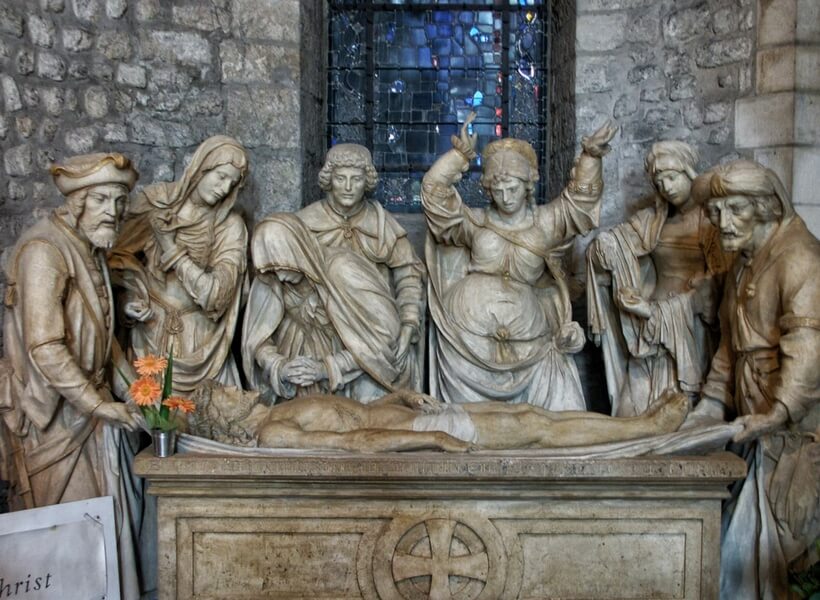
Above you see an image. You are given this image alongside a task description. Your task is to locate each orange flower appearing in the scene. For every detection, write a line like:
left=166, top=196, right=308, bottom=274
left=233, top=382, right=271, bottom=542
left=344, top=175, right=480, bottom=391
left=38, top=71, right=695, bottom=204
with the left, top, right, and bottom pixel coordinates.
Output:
left=130, top=377, right=162, bottom=406
left=163, top=396, right=196, bottom=414
left=134, top=354, right=168, bottom=377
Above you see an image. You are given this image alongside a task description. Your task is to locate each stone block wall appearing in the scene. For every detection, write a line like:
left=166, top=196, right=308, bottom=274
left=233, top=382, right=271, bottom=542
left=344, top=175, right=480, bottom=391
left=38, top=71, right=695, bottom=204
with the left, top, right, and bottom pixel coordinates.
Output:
left=574, top=0, right=756, bottom=232
left=735, top=0, right=820, bottom=235
left=0, top=0, right=323, bottom=259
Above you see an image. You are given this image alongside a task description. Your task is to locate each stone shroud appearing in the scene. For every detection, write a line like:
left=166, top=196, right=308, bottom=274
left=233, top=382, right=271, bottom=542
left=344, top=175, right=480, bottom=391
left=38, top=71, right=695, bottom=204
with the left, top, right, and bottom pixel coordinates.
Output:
left=135, top=450, right=745, bottom=600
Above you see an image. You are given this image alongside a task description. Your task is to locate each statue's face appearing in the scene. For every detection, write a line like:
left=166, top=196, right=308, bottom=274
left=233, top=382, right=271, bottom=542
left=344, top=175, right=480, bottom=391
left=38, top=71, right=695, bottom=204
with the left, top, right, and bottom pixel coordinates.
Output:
left=653, top=169, right=692, bottom=208
left=196, top=164, right=242, bottom=207
left=328, top=166, right=366, bottom=212
left=490, top=175, right=527, bottom=216
left=707, top=194, right=759, bottom=252
left=78, top=183, right=128, bottom=250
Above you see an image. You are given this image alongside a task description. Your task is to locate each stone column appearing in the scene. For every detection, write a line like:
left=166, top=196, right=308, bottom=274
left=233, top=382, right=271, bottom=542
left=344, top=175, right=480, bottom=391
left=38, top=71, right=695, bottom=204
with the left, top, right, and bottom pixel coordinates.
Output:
left=735, top=0, right=820, bottom=234
left=221, top=0, right=324, bottom=221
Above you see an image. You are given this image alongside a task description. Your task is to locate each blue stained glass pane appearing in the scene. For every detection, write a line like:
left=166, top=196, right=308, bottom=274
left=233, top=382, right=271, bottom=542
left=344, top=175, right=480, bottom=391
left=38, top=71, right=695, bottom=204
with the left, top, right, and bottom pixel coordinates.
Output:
left=329, top=3, right=546, bottom=212
left=417, top=47, right=432, bottom=68
left=328, top=69, right=366, bottom=123
left=411, top=28, right=426, bottom=46
left=330, top=11, right=365, bottom=69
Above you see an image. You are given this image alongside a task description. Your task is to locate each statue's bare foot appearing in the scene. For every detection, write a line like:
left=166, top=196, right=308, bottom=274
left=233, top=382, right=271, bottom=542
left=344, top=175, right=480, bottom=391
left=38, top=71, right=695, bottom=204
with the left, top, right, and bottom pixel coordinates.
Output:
left=648, top=391, right=689, bottom=432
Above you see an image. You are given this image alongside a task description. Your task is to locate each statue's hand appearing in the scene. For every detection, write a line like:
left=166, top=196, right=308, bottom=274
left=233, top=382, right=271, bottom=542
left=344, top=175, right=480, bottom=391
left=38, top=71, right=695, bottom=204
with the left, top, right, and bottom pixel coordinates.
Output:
left=124, top=299, right=153, bottom=322
left=396, top=324, right=414, bottom=363
left=459, top=111, right=478, bottom=155
left=617, top=287, right=653, bottom=319
left=94, top=400, right=140, bottom=432
left=404, top=393, right=444, bottom=414
left=149, top=212, right=177, bottom=254
left=283, top=357, right=327, bottom=386
left=732, top=404, right=789, bottom=444
left=679, top=397, right=726, bottom=430
left=554, top=321, right=585, bottom=354
left=581, top=120, right=618, bottom=158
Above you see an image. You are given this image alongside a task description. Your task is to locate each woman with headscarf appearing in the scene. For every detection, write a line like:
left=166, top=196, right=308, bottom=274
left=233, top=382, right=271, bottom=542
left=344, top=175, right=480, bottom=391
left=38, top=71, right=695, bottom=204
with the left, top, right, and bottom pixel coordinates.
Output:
left=422, top=113, right=616, bottom=409
left=586, top=141, right=732, bottom=417
left=241, top=213, right=411, bottom=404
left=109, top=136, right=249, bottom=395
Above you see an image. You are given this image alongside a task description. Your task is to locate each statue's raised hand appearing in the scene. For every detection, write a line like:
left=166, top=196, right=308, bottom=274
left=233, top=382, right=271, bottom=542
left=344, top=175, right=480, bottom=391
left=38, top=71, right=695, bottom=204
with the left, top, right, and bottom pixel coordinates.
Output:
left=581, top=120, right=618, bottom=158
left=450, top=112, right=478, bottom=162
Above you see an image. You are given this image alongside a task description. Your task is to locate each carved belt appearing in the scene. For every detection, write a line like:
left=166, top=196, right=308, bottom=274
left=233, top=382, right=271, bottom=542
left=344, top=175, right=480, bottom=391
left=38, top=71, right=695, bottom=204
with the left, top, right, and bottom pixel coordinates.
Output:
left=148, top=291, right=198, bottom=353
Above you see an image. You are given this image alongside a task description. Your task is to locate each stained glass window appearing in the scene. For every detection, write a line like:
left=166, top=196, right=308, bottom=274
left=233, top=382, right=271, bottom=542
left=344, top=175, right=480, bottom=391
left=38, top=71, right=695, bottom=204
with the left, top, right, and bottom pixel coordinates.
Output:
left=328, top=1, right=547, bottom=212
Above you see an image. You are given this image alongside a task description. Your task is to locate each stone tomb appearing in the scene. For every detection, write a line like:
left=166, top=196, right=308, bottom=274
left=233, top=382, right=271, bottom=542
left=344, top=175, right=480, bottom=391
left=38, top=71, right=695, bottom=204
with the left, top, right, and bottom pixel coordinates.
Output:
left=135, top=450, right=745, bottom=600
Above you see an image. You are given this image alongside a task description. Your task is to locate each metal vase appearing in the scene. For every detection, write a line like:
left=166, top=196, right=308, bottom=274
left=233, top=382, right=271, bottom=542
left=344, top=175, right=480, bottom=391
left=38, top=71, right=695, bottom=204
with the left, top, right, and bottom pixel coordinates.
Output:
left=152, top=429, right=176, bottom=458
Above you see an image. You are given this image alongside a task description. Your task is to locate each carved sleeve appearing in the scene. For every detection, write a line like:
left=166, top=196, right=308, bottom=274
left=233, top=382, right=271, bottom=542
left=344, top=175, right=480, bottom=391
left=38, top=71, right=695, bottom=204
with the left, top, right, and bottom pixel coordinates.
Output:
left=541, top=149, right=604, bottom=243
left=324, top=350, right=363, bottom=392
left=773, top=263, right=820, bottom=423
left=421, top=149, right=476, bottom=247
left=18, top=241, right=107, bottom=415
left=388, top=238, right=425, bottom=333
left=173, top=216, right=247, bottom=319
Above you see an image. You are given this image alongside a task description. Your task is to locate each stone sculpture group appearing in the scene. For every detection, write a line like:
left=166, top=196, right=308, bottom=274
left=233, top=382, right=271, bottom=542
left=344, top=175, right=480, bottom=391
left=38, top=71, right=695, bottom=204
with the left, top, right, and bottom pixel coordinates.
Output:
left=0, top=116, right=817, bottom=599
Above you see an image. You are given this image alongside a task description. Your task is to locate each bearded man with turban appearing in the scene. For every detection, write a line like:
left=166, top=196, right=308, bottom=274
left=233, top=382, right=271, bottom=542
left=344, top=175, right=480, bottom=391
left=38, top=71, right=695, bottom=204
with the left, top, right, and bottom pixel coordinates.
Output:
left=688, top=160, right=820, bottom=599
left=0, top=153, right=143, bottom=597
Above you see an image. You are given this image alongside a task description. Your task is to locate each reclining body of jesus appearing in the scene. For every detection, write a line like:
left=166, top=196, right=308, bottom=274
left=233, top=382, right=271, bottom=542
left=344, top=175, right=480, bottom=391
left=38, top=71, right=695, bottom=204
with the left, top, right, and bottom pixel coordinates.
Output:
left=190, top=385, right=689, bottom=453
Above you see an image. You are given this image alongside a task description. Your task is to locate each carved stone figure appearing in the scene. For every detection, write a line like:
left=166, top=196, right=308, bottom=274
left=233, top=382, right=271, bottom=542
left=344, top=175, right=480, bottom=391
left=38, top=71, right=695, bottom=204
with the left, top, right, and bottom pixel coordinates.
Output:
left=242, top=144, right=425, bottom=403
left=587, top=141, right=731, bottom=416
left=189, top=383, right=689, bottom=452
left=243, top=213, right=418, bottom=403
left=686, top=160, right=819, bottom=599
left=422, top=113, right=616, bottom=408
left=0, top=153, right=143, bottom=597
left=109, top=136, right=249, bottom=396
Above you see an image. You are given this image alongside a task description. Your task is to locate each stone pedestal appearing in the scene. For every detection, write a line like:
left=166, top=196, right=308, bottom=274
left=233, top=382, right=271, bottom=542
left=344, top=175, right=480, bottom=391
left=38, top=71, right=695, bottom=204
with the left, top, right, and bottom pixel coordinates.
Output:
left=134, top=450, right=745, bottom=600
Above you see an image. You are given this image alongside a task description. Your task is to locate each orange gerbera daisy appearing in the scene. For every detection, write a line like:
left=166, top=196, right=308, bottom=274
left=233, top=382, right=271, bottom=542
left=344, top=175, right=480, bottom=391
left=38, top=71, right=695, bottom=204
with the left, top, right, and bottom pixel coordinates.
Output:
left=134, top=354, right=168, bottom=377
left=130, top=377, right=162, bottom=406
left=163, top=396, right=196, bottom=414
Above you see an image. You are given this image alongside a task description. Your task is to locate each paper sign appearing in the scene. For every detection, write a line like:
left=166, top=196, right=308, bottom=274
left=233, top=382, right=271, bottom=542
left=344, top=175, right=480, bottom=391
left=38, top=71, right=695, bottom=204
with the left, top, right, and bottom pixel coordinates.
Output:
left=0, top=497, right=120, bottom=599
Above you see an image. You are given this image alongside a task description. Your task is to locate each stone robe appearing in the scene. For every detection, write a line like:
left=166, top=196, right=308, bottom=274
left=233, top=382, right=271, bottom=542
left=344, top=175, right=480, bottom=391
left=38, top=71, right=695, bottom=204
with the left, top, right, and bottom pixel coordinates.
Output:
left=294, top=199, right=425, bottom=393
left=701, top=215, right=820, bottom=599
left=242, top=214, right=417, bottom=404
left=0, top=210, right=142, bottom=598
left=109, top=138, right=248, bottom=395
left=422, top=152, right=603, bottom=409
left=587, top=199, right=729, bottom=416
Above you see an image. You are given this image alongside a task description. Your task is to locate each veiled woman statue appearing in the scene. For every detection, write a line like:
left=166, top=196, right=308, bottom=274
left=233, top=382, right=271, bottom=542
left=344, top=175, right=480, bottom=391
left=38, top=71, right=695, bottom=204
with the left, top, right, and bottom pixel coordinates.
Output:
left=586, top=141, right=731, bottom=416
left=422, top=113, right=617, bottom=409
left=242, top=213, right=417, bottom=404
left=110, top=135, right=249, bottom=395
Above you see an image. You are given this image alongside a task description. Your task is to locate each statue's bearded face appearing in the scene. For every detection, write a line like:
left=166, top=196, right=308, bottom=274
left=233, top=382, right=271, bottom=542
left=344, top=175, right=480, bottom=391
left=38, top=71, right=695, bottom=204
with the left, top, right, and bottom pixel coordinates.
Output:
left=707, top=194, right=759, bottom=252
left=78, top=183, right=128, bottom=250
left=653, top=168, right=692, bottom=208
left=328, top=166, right=366, bottom=213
